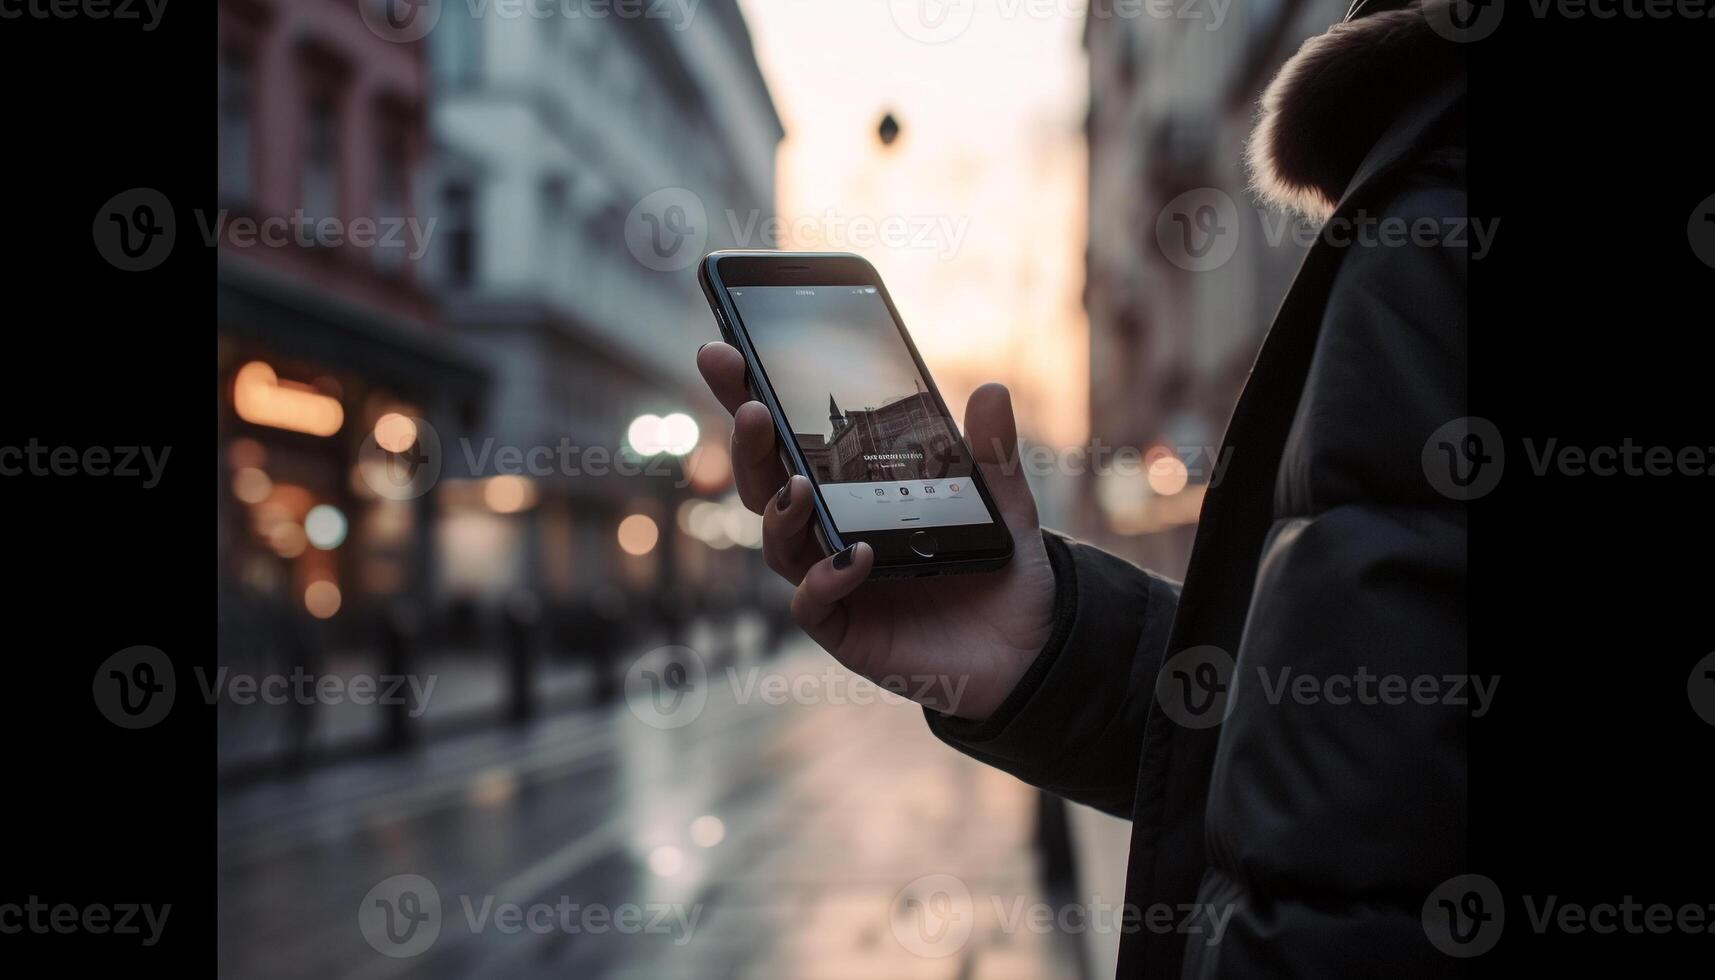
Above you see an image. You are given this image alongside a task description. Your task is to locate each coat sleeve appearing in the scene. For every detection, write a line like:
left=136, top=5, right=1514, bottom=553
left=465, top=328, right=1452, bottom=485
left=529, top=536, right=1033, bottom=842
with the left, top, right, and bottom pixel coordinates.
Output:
left=922, top=530, right=1179, bottom=819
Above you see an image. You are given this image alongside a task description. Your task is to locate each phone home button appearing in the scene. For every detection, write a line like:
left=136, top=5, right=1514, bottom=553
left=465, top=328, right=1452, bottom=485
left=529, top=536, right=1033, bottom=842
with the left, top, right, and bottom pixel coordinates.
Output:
left=908, top=530, right=938, bottom=558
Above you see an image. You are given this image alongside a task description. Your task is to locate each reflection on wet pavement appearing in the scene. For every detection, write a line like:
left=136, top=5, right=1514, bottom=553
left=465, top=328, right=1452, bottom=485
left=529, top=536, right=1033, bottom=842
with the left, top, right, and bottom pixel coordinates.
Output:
left=218, top=642, right=1082, bottom=979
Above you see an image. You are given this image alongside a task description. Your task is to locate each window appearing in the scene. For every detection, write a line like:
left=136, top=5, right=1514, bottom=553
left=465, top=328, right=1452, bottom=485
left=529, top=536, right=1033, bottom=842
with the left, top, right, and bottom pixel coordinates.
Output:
left=441, top=182, right=476, bottom=288
left=302, top=95, right=340, bottom=243
left=218, top=48, right=253, bottom=205
left=432, top=1, right=480, bottom=86
left=375, top=126, right=409, bottom=274
left=539, top=177, right=567, bottom=277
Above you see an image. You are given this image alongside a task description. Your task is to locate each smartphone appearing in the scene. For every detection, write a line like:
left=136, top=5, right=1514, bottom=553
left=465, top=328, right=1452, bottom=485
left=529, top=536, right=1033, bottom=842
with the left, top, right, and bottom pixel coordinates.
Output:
left=699, top=251, right=1014, bottom=578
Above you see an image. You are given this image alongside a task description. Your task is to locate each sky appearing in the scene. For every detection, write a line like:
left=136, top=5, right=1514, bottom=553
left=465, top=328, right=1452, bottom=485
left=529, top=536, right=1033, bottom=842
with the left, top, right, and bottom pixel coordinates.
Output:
left=730, top=285, right=933, bottom=441
left=735, top=0, right=1091, bottom=446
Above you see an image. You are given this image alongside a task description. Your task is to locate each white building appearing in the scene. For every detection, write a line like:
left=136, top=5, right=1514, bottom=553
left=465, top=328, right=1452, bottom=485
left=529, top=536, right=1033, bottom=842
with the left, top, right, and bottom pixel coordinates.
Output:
left=426, top=1, right=783, bottom=610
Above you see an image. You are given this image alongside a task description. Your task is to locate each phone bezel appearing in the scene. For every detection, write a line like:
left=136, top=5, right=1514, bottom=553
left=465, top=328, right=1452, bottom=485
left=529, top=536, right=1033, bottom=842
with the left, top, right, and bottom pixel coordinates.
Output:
left=699, top=251, right=1014, bottom=575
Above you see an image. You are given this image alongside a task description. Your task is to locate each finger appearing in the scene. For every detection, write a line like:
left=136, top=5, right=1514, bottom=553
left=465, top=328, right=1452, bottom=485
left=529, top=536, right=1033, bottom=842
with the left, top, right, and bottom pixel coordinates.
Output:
left=762, top=475, right=821, bottom=585
left=790, top=542, right=873, bottom=648
left=963, top=383, right=1039, bottom=531
left=696, top=342, right=751, bottom=416
left=732, top=400, right=788, bottom=514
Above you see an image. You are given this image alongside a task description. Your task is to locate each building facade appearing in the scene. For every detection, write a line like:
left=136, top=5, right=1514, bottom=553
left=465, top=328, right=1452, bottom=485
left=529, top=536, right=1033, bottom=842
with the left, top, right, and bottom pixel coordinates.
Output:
left=1082, top=0, right=1348, bottom=573
left=425, top=0, right=784, bottom=618
left=216, top=0, right=484, bottom=636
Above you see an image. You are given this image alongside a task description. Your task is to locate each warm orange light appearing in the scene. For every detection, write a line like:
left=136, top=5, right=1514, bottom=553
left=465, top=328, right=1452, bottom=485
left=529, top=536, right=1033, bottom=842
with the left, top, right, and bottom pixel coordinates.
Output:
left=227, top=437, right=266, bottom=469
left=686, top=442, right=733, bottom=492
left=269, top=522, right=307, bottom=558
left=232, top=466, right=272, bottom=504
left=233, top=362, right=344, bottom=437
left=1146, top=450, right=1190, bottom=496
left=374, top=412, right=418, bottom=453
left=483, top=475, right=537, bottom=514
left=304, top=580, right=342, bottom=619
left=617, top=514, right=660, bottom=556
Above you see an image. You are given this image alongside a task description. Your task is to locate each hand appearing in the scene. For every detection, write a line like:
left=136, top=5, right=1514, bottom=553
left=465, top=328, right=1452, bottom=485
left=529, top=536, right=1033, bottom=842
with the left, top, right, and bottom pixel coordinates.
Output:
left=696, top=342, right=1056, bottom=720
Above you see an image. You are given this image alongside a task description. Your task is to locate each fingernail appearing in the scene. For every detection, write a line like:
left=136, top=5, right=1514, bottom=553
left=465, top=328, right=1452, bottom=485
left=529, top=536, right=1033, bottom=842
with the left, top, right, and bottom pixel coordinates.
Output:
left=831, top=544, right=857, bottom=570
left=775, top=482, right=791, bottom=511
left=696, top=341, right=713, bottom=356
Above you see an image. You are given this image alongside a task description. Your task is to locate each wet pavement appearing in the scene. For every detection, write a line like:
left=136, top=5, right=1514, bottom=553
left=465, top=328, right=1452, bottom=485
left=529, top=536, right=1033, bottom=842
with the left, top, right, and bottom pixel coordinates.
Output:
left=217, top=642, right=1084, bottom=979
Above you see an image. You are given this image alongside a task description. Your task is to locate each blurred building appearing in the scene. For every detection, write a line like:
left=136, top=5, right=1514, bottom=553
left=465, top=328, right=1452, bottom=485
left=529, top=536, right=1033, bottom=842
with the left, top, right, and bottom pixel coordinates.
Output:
left=1081, top=0, right=1347, bottom=573
left=424, top=1, right=784, bottom=631
left=216, top=0, right=485, bottom=636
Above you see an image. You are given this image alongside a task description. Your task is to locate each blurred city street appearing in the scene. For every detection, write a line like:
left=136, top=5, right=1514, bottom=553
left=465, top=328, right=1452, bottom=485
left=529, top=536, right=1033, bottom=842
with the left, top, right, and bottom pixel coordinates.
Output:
left=218, top=637, right=1082, bottom=980
left=212, top=1, right=1343, bottom=976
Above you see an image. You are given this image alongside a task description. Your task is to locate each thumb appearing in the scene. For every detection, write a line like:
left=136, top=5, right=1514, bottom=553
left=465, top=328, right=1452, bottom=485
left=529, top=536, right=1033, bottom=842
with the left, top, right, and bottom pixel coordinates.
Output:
left=963, top=382, right=1039, bottom=531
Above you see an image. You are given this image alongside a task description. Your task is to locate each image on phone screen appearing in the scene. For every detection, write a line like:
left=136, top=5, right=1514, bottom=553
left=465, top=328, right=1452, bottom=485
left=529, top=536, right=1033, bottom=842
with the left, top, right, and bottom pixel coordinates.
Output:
left=728, top=285, right=995, bottom=534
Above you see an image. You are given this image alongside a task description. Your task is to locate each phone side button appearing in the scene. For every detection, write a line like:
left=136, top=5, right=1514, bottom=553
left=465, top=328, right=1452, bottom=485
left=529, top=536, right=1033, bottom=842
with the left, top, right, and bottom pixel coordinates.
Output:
left=908, top=530, right=938, bottom=558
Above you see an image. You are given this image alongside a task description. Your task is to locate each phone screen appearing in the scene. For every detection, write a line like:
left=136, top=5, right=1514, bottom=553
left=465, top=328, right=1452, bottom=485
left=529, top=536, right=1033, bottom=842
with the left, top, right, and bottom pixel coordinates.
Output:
left=727, top=285, right=995, bottom=534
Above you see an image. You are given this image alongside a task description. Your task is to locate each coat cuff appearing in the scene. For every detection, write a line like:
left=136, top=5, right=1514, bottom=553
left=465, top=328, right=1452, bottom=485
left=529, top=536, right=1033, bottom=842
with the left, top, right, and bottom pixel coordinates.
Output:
left=923, top=530, right=1175, bottom=810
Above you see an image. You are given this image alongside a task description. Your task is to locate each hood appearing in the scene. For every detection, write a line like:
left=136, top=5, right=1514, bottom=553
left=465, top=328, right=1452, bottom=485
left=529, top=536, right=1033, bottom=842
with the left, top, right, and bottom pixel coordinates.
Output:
left=1246, top=0, right=1465, bottom=220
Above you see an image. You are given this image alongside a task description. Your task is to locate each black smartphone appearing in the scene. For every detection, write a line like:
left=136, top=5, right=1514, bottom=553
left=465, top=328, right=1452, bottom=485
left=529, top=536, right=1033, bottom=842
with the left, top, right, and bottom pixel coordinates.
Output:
left=699, top=251, right=1014, bottom=578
